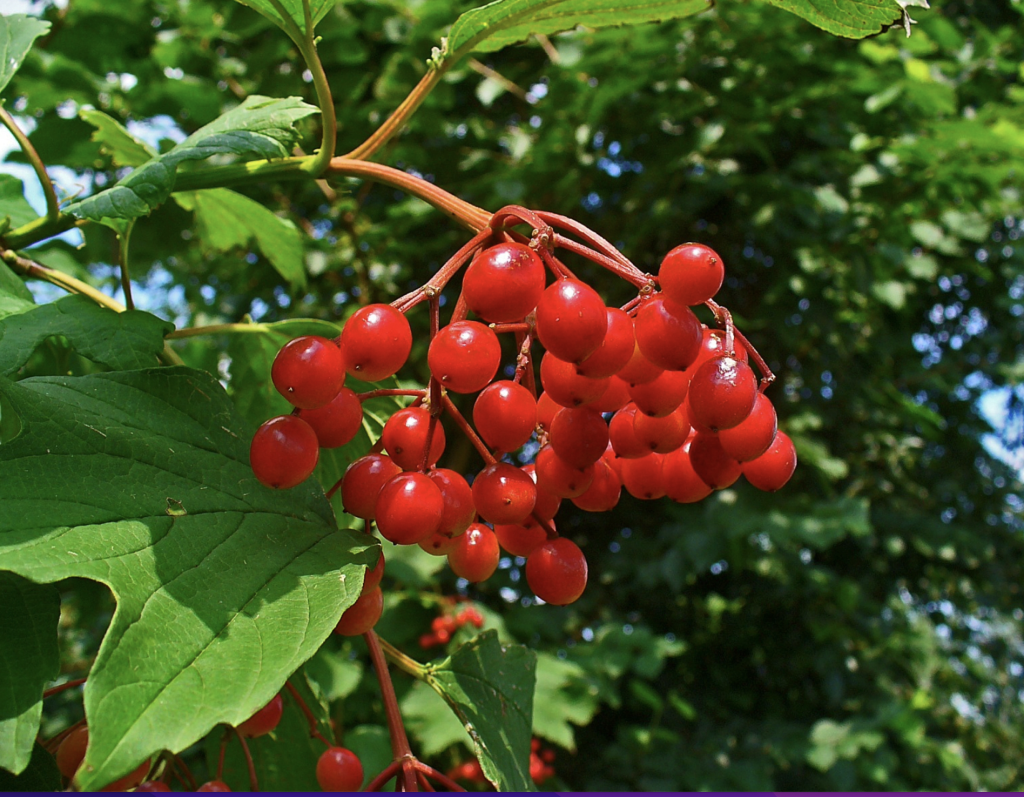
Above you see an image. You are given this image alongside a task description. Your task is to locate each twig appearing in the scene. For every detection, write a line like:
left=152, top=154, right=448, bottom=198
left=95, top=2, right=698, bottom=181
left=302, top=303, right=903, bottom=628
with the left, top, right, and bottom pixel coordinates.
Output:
left=43, top=677, right=87, bottom=699
left=117, top=221, right=135, bottom=311
left=414, top=761, right=467, bottom=792
left=0, top=107, right=60, bottom=221
left=231, top=726, right=259, bottom=791
left=467, top=58, right=529, bottom=101
left=534, top=33, right=561, bottom=64
left=363, top=758, right=403, bottom=792
left=363, top=631, right=414, bottom=761
left=284, top=681, right=333, bottom=747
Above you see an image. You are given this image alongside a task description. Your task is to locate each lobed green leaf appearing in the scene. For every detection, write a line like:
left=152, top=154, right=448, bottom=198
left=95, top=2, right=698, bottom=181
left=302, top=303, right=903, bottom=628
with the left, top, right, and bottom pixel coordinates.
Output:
left=79, top=108, right=158, bottom=169
left=0, top=13, right=50, bottom=97
left=758, top=0, right=904, bottom=38
left=232, top=0, right=338, bottom=40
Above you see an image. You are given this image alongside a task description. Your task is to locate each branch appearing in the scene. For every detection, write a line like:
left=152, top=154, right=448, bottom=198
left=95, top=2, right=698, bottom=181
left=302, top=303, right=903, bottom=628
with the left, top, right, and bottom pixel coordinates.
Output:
left=0, top=107, right=60, bottom=221
left=363, top=631, right=414, bottom=760
left=342, top=69, right=445, bottom=162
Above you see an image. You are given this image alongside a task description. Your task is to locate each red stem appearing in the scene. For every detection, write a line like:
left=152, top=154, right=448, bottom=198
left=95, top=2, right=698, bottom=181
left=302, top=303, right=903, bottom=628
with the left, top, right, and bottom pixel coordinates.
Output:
left=42, top=716, right=86, bottom=754
left=441, top=394, right=497, bottom=466
left=416, top=770, right=435, bottom=791
left=392, top=229, right=492, bottom=313
left=231, top=727, right=259, bottom=791
left=171, top=753, right=198, bottom=791
left=284, top=681, right=334, bottom=747
left=553, top=233, right=650, bottom=288
left=363, top=631, right=414, bottom=760
left=413, top=761, right=468, bottom=792
left=358, top=389, right=427, bottom=401
left=535, top=210, right=635, bottom=268
left=43, top=677, right=87, bottom=699
left=216, top=729, right=229, bottom=780
left=363, top=758, right=403, bottom=792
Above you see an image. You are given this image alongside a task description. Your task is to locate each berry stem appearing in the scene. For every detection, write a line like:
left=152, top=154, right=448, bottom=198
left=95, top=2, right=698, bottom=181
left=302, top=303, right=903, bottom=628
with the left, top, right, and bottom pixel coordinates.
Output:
left=363, top=758, right=403, bottom=792
left=392, top=229, right=492, bottom=312
left=42, top=677, right=87, bottom=699
left=441, top=395, right=498, bottom=466
left=534, top=242, right=577, bottom=281
left=376, top=635, right=428, bottom=680
left=216, top=729, right=229, bottom=780
left=357, top=389, right=427, bottom=402
left=284, top=681, right=334, bottom=747
left=416, top=770, right=435, bottom=791
left=705, top=299, right=776, bottom=389
left=170, top=753, right=198, bottom=791
left=413, top=761, right=467, bottom=792
left=535, top=210, right=635, bottom=269
left=553, top=233, right=651, bottom=289
left=490, top=322, right=532, bottom=335
left=231, top=726, right=259, bottom=791
left=363, top=631, right=414, bottom=761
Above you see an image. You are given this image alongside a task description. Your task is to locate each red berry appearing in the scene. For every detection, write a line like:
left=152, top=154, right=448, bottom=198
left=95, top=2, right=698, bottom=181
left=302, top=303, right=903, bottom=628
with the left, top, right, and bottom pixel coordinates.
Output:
left=472, top=463, right=537, bottom=525
left=590, top=375, right=631, bottom=413
left=419, top=531, right=459, bottom=555
left=534, top=446, right=594, bottom=498
left=474, top=381, right=537, bottom=452
left=99, top=760, right=150, bottom=792
left=362, top=551, right=385, bottom=595
left=237, top=694, right=283, bottom=738
left=718, top=392, right=778, bottom=462
left=427, top=468, right=477, bottom=538
left=334, top=586, right=384, bottom=636
left=56, top=725, right=89, bottom=779
left=540, top=352, right=609, bottom=408
left=549, top=406, right=609, bottom=469
left=197, top=781, right=232, bottom=792
left=340, top=304, right=412, bottom=382
left=136, top=782, right=171, bottom=792
left=633, top=295, right=703, bottom=371
left=617, top=342, right=663, bottom=386
left=526, top=538, right=588, bottom=605
left=688, top=327, right=748, bottom=374
left=341, top=453, right=402, bottom=519
left=495, top=516, right=551, bottom=557
left=627, top=368, right=690, bottom=417
left=535, top=279, right=608, bottom=363
left=448, top=523, right=501, bottom=582
left=571, top=458, right=622, bottom=512
left=633, top=405, right=691, bottom=454
left=297, top=387, right=363, bottom=448
left=659, top=243, right=725, bottom=306
left=575, top=307, right=634, bottom=378
left=743, top=430, right=797, bottom=491
left=381, top=406, right=446, bottom=471
left=522, top=464, right=562, bottom=520
left=536, top=391, right=561, bottom=432
left=375, top=472, right=444, bottom=544
left=608, top=404, right=649, bottom=459
left=428, top=321, right=502, bottom=394
left=463, top=242, right=546, bottom=322
left=620, top=453, right=667, bottom=500
left=663, top=437, right=713, bottom=504
left=316, top=747, right=364, bottom=792
left=271, top=335, right=345, bottom=410
left=250, top=415, right=319, bottom=489
left=687, top=355, right=758, bottom=431
left=688, top=432, right=742, bottom=489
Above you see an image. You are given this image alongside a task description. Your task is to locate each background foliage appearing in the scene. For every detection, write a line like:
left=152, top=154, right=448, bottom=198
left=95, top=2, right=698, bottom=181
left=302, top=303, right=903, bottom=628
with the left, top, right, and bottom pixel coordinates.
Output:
left=1, top=0, right=1023, bottom=790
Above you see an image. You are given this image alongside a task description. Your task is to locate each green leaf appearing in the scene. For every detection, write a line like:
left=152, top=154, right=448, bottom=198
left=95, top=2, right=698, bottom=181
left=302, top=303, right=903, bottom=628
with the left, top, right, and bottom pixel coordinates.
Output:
left=69, top=96, right=318, bottom=222
left=0, top=367, right=377, bottom=790
left=757, top=0, right=902, bottom=38
left=423, top=630, right=536, bottom=792
left=0, top=174, right=39, bottom=231
left=0, top=573, right=60, bottom=775
left=0, top=14, right=51, bottom=97
left=174, top=189, right=307, bottom=289
left=443, top=0, right=711, bottom=60
left=0, top=294, right=174, bottom=376
left=0, top=742, right=61, bottom=791
left=401, top=679, right=473, bottom=756
left=232, top=0, right=338, bottom=39
left=344, top=725, right=393, bottom=790
left=532, top=652, right=598, bottom=751
left=0, top=260, right=34, bottom=322
left=79, top=108, right=158, bottom=168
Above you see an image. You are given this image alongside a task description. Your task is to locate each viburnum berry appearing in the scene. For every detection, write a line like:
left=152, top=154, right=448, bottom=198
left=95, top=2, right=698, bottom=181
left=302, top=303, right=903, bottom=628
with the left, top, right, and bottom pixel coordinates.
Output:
left=663, top=438, right=714, bottom=504
left=658, top=243, right=725, bottom=306
left=617, top=342, right=663, bottom=386
left=428, top=321, right=502, bottom=393
left=472, top=462, right=537, bottom=525
left=590, top=375, right=631, bottom=413
left=633, top=405, right=691, bottom=454
left=298, top=387, right=363, bottom=448
left=237, top=694, right=283, bottom=738
left=271, top=335, right=345, bottom=410
left=334, top=586, right=384, bottom=636
left=526, top=537, right=588, bottom=605
left=536, top=391, right=561, bottom=432
left=317, top=747, right=364, bottom=792
left=718, top=392, right=778, bottom=462
left=474, top=381, right=538, bottom=452
left=362, top=551, right=386, bottom=595
left=535, top=279, right=608, bottom=364
left=688, top=432, right=742, bottom=489
left=535, top=445, right=595, bottom=498
left=427, top=468, right=477, bottom=537
left=743, top=430, right=797, bottom=491
left=571, top=458, right=622, bottom=512
left=99, top=760, right=151, bottom=791
left=419, top=530, right=459, bottom=556
left=633, top=295, right=703, bottom=371
left=619, top=452, right=667, bottom=500
left=627, top=368, right=690, bottom=417
left=197, top=782, right=232, bottom=792
left=549, top=406, right=609, bottom=468
left=375, top=472, right=444, bottom=544
left=381, top=406, right=446, bottom=471
left=463, top=242, right=546, bottom=322
left=608, top=404, right=649, bottom=459
left=339, top=304, right=412, bottom=382
left=250, top=415, right=320, bottom=489
left=687, top=355, right=758, bottom=431
left=56, top=725, right=89, bottom=779
left=495, top=516, right=551, bottom=557
left=575, top=307, right=635, bottom=378
left=689, top=326, right=748, bottom=374
left=340, top=453, right=402, bottom=519
left=135, top=782, right=171, bottom=792
left=540, top=352, right=609, bottom=408
left=448, top=523, right=501, bottom=582
left=522, top=464, right=562, bottom=520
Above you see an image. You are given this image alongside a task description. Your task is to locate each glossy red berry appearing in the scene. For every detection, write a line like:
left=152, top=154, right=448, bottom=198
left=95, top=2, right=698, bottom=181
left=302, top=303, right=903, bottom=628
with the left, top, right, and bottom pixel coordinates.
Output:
left=549, top=406, right=609, bottom=469
left=663, top=438, right=714, bottom=503
left=135, top=782, right=171, bottom=792
left=688, top=432, right=742, bottom=489
left=197, top=781, right=232, bottom=792
left=718, top=392, right=778, bottom=462
left=590, top=375, right=631, bottom=413
left=571, top=458, right=622, bottom=512
left=237, top=694, right=283, bottom=738
left=472, top=462, right=537, bottom=525
left=689, top=327, right=748, bottom=374
left=340, top=453, right=402, bottom=519
left=536, top=391, right=561, bottom=432
left=428, top=321, right=502, bottom=394
left=381, top=406, right=446, bottom=471
left=743, top=430, right=797, bottom=491
left=522, top=464, right=562, bottom=520
left=687, top=355, right=758, bottom=431
left=317, top=747, right=364, bottom=792
left=340, top=304, right=412, bottom=382
left=608, top=404, right=649, bottom=459
left=659, top=243, right=725, bottom=306
left=534, top=446, right=595, bottom=498
left=298, top=387, right=363, bottom=448
left=617, top=342, right=663, bottom=386
left=428, top=468, right=477, bottom=537
left=419, top=531, right=459, bottom=556
left=362, top=551, right=386, bottom=595
left=463, top=242, right=546, bottom=322
left=474, top=381, right=537, bottom=452
left=448, top=523, right=501, bottom=582
left=375, top=472, right=444, bottom=544
left=271, top=335, right=345, bottom=410
left=250, top=415, right=319, bottom=489
left=56, top=725, right=89, bottom=779
left=633, top=295, right=703, bottom=371
left=334, top=586, right=384, bottom=636
left=620, top=453, right=667, bottom=500
left=633, top=405, right=691, bottom=454
left=495, top=516, right=551, bottom=557
left=535, top=279, right=608, bottom=364
left=540, top=352, right=609, bottom=408
left=526, top=538, right=588, bottom=605
left=575, top=307, right=635, bottom=378
left=627, top=368, right=690, bottom=417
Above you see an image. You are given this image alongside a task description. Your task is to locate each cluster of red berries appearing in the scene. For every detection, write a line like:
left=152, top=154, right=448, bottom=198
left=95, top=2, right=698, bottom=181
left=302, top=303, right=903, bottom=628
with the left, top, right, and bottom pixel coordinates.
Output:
left=448, top=739, right=555, bottom=787
left=419, top=602, right=485, bottom=649
left=249, top=207, right=796, bottom=616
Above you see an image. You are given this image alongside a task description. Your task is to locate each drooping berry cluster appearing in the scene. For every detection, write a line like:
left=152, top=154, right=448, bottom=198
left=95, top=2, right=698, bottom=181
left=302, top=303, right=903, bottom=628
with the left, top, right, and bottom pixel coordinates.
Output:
left=419, top=601, right=485, bottom=649
left=249, top=205, right=797, bottom=619
left=448, top=738, right=555, bottom=787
